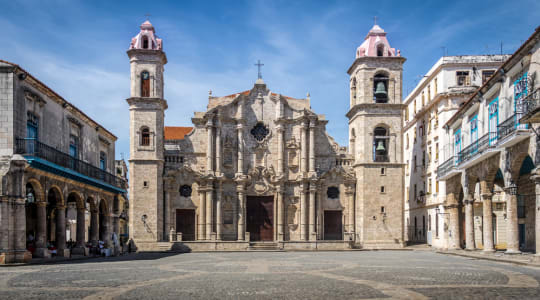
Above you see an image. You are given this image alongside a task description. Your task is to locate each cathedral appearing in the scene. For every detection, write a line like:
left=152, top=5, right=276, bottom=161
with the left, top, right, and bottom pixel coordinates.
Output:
left=128, top=20, right=405, bottom=251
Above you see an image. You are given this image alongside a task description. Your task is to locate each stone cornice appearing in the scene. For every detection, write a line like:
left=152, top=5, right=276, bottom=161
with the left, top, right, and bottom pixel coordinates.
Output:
left=346, top=103, right=404, bottom=119
left=347, top=56, right=406, bottom=75
left=126, top=97, right=168, bottom=110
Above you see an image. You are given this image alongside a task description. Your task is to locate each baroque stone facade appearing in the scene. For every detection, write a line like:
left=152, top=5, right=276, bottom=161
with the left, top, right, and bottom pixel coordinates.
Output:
left=128, top=21, right=405, bottom=250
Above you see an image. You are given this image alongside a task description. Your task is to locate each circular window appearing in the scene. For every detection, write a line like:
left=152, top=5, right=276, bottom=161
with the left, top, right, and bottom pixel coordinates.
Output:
left=250, top=122, right=270, bottom=142
left=179, top=185, right=192, bottom=197
left=327, top=187, right=339, bottom=199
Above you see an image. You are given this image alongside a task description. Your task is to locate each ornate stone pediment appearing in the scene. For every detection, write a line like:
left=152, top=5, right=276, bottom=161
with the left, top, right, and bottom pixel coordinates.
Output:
left=246, top=166, right=277, bottom=195
left=320, top=165, right=356, bottom=183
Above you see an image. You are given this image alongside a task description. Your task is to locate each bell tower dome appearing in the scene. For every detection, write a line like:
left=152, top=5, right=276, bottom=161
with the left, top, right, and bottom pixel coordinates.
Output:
left=346, top=22, right=406, bottom=249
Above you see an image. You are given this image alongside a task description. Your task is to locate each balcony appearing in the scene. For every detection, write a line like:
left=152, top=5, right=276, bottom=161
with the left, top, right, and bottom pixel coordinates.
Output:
left=496, top=114, right=530, bottom=148
left=456, top=132, right=498, bottom=169
left=437, top=156, right=460, bottom=180
left=519, top=88, right=540, bottom=123
left=16, top=138, right=126, bottom=193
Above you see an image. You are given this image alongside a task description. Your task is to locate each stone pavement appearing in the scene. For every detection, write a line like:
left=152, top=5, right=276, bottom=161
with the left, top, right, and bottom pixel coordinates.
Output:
left=0, top=251, right=540, bottom=299
left=438, top=249, right=540, bottom=267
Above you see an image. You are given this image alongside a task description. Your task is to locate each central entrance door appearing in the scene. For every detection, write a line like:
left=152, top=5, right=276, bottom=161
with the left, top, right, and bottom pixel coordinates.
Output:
left=176, top=209, right=195, bottom=241
left=247, top=196, right=274, bottom=241
left=324, top=210, right=343, bottom=240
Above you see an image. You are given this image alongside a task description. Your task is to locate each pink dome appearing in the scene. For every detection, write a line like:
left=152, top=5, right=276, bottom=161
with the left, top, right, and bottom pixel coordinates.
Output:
left=355, top=24, right=399, bottom=58
left=129, top=20, right=163, bottom=50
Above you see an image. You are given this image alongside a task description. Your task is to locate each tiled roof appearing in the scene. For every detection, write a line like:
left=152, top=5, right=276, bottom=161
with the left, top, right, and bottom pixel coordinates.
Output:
left=164, top=126, right=193, bottom=140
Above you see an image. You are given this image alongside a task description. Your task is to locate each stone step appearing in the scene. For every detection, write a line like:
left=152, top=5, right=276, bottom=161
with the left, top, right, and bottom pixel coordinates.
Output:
left=248, top=242, right=280, bottom=251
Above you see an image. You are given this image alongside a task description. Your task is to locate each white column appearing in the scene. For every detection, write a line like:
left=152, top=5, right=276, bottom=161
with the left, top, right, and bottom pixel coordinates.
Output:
left=198, top=188, right=206, bottom=240
left=216, top=182, right=223, bottom=240
left=277, top=125, right=284, bottom=175
left=206, top=120, right=214, bottom=174
left=237, top=185, right=246, bottom=241
left=237, top=124, right=244, bottom=175
left=464, top=197, right=475, bottom=250
left=481, top=192, right=495, bottom=252
left=347, top=186, right=355, bottom=237
left=309, top=120, right=316, bottom=173
left=309, top=184, right=316, bottom=241
left=206, top=187, right=213, bottom=240
left=301, top=121, right=307, bottom=173
left=277, top=185, right=284, bottom=241
left=300, top=183, right=307, bottom=241
left=216, top=126, right=222, bottom=174
left=505, top=189, right=520, bottom=254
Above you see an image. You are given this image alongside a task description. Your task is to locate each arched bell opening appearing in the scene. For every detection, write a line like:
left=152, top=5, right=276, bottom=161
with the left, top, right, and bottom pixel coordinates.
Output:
left=373, top=126, right=389, bottom=162
left=373, top=73, right=389, bottom=103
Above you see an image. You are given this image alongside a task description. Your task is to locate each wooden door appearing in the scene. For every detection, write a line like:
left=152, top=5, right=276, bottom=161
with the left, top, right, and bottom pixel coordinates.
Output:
left=247, top=196, right=274, bottom=241
left=324, top=211, right=342, bottom=240
left=176, top=209, right=195, bottom=241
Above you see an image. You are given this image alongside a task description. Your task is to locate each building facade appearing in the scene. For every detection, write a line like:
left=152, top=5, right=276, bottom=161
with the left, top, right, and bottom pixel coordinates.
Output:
left=128, top=21, right=406, bottom=251
left=0, top=60, right=127, bottom=264
left=437, top=26, right=540, bottom=253
left=403, top=55, right=508, bottom=248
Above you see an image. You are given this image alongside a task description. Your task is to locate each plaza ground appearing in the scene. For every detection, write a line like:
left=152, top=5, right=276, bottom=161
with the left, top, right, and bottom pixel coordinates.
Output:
left=1, top=251, right=540, bottom=299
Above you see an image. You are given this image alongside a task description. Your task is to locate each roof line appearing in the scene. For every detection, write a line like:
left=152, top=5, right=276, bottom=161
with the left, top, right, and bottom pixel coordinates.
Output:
left=444, top=26, right=540, bottom=128
left=0, top=59, right=118, bottom=140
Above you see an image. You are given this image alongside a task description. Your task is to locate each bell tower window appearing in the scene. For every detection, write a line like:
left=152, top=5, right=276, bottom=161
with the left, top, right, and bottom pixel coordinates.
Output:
left=141, top=71, right=150, bottom=97
left=377, top=44, right=385, bottom=57
left=141, top=127, right=150, bottom=146
left=373, top=74, right=389, bottom=103
left=373, top=127, right=389, bottom=162
left=142, top=36, right=149, bottom=49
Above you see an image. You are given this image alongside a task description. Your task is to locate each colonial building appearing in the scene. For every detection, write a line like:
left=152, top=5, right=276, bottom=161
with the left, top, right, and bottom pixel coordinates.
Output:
left=0, top=60, right=127, bottom=264
left=128, top=21, right=406, bottom=250
left=403, top=55, right=508, bottom=248
left=437, top=26, right=540, bottom=253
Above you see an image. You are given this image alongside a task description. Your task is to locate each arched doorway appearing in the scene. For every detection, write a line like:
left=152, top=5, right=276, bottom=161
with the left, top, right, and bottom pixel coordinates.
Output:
left=47, top=187, right=65, bottom=255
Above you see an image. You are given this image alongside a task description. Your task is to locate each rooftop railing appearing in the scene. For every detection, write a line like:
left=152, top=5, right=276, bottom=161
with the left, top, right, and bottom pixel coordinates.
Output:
left=16, top=138, right=125, bottom=189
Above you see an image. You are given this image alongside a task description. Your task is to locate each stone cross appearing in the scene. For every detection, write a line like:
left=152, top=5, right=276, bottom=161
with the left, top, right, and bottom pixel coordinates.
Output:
left=254, top=60, right=264, bottom=79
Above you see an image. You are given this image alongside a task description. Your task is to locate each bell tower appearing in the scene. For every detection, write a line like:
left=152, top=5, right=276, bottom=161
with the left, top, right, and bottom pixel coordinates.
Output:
left=127, top=20, right=168, bottom=245
left=346, top=23, right=406, bottom=248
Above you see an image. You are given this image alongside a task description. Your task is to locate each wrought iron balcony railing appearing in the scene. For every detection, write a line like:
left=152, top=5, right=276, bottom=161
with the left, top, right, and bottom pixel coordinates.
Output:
left=457, top=132, right=495, bottom=165
left=437, top=156, right=458, bottom=178
left=518, top=88, right=540, bottom=121
left=497, top=114, right=528, bottom=141
left=16, top=138, right=125, bottom=189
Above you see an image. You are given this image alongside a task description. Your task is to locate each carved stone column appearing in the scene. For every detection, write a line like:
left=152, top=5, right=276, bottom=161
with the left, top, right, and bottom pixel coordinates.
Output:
left=216, top=182, right=223, bottom=240
left=206, top=120, right=214, bottom=174
left=347, top=186, right=355, bottom=238
left=505, top=187, right=520, bottom=254
left=14, top=198, right=27, bottom=258
left=309, top=183, right=316, bottom=241
left=56, top=204, right=67, bottom=256
left=206, top=186, right=213, bottom=240
left=481, top=193, right=495, bottom=252
left=276, top=125, right=284, bottom=174
left=35, top=201, right=47, bottom=251
left=277, top=185, right=284, bottom=241
left=532, top=171, right=540, bottom=256
left=198, top=187, right=206, bottom=240
left=75, top=206, right=86, bottom=248
left=301, top=121, right=308, bottom=173
left=90, top=209, right=99, bottom=246
left=237, top=185, right=246, bottom=241
left=446, top=193, right=460, bottom=250
left=0, top=198, right=8, bottom=252
left=464, top=197, right=475, bottom=250
left=216, top=126, right=222, bottom=174
left=237, top=123, right=244, bottom=174
left=309, top=120, right=316, bottom=173
left=300, top=183, right=307, bottom=241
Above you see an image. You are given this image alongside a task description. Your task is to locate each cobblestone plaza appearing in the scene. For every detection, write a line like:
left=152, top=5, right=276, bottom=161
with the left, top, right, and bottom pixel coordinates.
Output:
left=1, top=251, right=540, bottom=299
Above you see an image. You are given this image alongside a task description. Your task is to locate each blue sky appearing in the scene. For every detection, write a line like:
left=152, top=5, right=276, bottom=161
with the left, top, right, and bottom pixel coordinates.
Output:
left=1, top=0, right=538, bottom=161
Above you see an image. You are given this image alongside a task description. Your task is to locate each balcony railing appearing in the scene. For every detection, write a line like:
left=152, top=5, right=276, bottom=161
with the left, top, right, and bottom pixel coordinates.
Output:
left=457, top=132, right=495, bottom=165
left=518, top=88, right=540, bottom=122
left=437, top=156, right=458, bottom=178
left=497, top=114, right=528, bottom=141
left=16, top=138, right=125, bottom=189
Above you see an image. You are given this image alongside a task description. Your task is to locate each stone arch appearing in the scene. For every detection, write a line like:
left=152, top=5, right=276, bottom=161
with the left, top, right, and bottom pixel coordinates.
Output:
left=47, top=185, right=64, bottom=205
left=510, top=151, right=533, bottom=184
left=66, top=190, right=85, bottom=209
left=26, top=178, right=44, bottom=203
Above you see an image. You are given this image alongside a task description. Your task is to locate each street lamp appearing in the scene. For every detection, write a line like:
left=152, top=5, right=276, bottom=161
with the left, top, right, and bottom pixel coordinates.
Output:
left=506, top=181, right=518, bottom=195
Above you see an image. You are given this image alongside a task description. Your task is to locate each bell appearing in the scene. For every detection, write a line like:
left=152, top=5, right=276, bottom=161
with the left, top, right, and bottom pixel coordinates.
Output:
left=374, top=81, right=387, bottom=98
left=376, top=140, right=385, bottom=152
